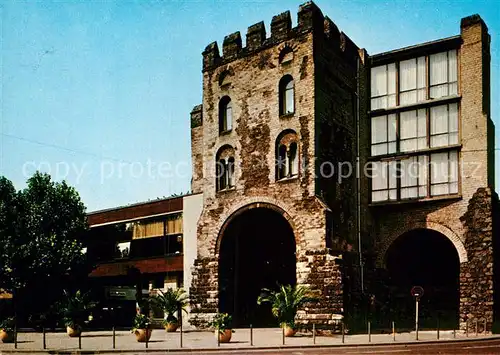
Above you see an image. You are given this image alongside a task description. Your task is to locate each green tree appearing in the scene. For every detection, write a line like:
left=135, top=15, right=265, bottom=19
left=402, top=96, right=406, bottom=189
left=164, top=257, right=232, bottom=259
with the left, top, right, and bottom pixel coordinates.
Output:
left=0, top=172, right=89, bottom=325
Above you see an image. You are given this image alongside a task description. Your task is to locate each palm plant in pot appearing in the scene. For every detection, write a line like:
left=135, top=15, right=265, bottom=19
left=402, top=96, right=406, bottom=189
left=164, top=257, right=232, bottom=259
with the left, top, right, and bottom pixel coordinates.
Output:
left=58, top=290, right=96, bottom=337
left=209, top=313, right=234, bottom=343
left=150, top=288, right=188, bottom=332
left=0, top=317, right=15, bottom=343
left=131, top=313, right=152, bottom=342
left=257, top=284, right=314, bottom=337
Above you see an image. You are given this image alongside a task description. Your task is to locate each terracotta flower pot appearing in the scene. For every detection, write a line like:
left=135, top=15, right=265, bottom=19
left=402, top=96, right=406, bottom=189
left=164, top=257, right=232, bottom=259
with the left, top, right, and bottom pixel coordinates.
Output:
left=215, top=329, right=232, bottom=343
left=284, top=325, right=297, bottom=337
left=67, top=326, right=82, bottom=337
left=134, top=329, right=153, bottom=342
left=0, top=329, right=13, bottom=343
left=164, top=322, right=179, bottom=332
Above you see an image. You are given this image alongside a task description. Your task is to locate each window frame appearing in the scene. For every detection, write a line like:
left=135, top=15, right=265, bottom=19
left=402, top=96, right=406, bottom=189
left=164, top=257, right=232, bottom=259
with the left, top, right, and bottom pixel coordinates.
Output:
left=219, top=96, right=233, bottom=134
left=370, top=49, right=459, bottom=111
left=279, top=75, right=295, bottom=116
left=370, top=102, right=460, bottom=157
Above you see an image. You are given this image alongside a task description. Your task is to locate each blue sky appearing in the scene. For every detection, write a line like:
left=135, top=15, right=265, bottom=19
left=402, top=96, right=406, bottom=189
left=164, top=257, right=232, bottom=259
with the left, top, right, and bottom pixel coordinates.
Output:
left=1, top=0, right=499, bottom=212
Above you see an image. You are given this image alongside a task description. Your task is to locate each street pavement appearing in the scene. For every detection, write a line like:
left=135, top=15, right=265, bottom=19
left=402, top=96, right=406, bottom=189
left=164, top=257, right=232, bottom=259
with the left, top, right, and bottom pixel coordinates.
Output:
left=0, top=328, right=498, bottom=354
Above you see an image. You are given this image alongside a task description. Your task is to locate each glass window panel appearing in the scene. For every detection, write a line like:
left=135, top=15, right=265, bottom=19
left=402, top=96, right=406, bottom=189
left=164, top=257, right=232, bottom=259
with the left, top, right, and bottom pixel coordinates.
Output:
left=431, top=152, right=448, bottom=184
left=448, top=50, right=458, bottom=83
left=430, top=52, right=448, bottom=86
left=400, top=59, right=417, bottom=91
left=372, top=190, right=387, bottom=202
left=226, top=106, right=232, bottom=130
left=371, top=66, right=387, bottom=97
left=388, top=64, right=396, bottom=95
left=400, top=91, right=417, bottom=105
left=372, top=116, right=387, bottom=144
left=285, top=88, right=294, bottom=114
left=417, top=56, right=426, bottom=89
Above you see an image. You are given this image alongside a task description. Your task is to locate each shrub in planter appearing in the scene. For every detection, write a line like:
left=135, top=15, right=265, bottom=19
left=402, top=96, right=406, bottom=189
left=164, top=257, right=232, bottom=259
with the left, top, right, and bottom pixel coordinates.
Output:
left=0, top=317, right=15, bottom=343
left=131, top=314, right=152, bottom=342
left=257, top=284, right=315, bottom=337
left=57, top=290, right=96, bottom=337
left=209, top=313, right=234, bottom=343
left=150, top=288, right=188, bottom=332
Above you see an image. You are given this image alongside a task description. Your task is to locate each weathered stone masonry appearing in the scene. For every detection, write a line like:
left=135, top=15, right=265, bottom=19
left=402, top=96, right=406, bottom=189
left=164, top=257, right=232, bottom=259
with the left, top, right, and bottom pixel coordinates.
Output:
left=188, top=3, right=497, bottom=330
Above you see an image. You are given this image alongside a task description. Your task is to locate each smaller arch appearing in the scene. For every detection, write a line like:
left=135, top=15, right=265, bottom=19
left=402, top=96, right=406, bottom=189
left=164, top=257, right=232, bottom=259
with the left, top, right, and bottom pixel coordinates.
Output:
left=219, top=96, right=233, bottom=133
left=376, top=221, right=467, bottom=268
left=279, top=75, right=294, bottom=116
left=279, top=46, right=294, bottom=64
left=218, top=69, right=232, bottom=87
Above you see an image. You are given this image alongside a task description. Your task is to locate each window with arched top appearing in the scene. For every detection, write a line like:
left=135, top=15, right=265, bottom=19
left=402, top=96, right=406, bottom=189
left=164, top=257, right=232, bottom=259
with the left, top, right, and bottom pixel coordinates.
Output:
left=219, top=96, right=232, bottom=134
left=279, top=75, right=294, bottom=116
left=276, top=130, right=299, bottom=180
left=216, top=145, right=235, bottom=191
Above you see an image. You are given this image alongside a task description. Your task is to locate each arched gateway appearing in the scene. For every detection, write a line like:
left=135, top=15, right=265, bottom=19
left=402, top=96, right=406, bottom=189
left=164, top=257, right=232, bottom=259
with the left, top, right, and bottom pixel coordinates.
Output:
left=384, top=228, right=461, bottom=328
left=217, top=204, right=297, bottom=327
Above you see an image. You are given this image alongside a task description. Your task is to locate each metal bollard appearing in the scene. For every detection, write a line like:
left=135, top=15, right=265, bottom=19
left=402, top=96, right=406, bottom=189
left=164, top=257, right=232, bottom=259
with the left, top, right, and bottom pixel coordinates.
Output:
left=453, top=329, right=456, bottom=338
left=368, top=321, right=371, bottom=343
left=14, top=323, right=17, bottom=349
left=180, top=320, right=183, bottom=348
left=341, top=322, right=345, bottom=343
left=392, top=321, right=395, bottom=341
left=78, top=331, right=81, bottom=349
left=43, top=327, right=46, bottom=349
left=437, top=318, right=440, bottom=340
left=145, top=325, right=149, bottom=349
left=217, top=329, right=220, bottom=347
left=282, top=326, right=285, bottom=345
left=475, top=319, right=478, bottom=337
left=313, top=324, right=316, bottom=344
left=250, top=324, right=253, bottom=346
left=112, top=326, right=116, bottom=349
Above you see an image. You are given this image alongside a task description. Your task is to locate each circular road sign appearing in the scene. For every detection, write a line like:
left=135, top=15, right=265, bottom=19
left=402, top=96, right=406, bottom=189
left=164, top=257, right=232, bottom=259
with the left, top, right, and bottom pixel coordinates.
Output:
left=411, top=286, right=424, bottom=298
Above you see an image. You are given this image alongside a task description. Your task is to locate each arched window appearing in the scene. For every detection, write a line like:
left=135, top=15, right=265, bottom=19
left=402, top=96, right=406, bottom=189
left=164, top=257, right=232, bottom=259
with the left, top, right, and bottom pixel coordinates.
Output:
left=216, top=146, right=235, bottom=191
left=219, top=96, right=232, bottom=133
left=276, top=130, right=299, bottom=180
left=279, top=75, right=294, bottom=116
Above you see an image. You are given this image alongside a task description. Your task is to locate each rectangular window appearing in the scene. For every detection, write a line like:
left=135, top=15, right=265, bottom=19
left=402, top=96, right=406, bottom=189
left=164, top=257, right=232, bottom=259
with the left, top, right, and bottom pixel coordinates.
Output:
left=371, top=114, right=396, bottom=156
left=371, top=161, right=398, bottom=202
left=400, top=109, right=427, bottom=152
left=400, top=155, right=428, bottom=199
left=226, top=106, right=233, bottom=131
left=285, top=87, right=294, bottom=114
left=430, top=103, right=459, bottom=148
left=116, top=241, right=131, bottom=259
left=430, top=50, right=458, bottom=99
left=370, top=64, right=396, bottom=110
left=430, top=151, right=459, bottom=196
left=399, top=56, right=426, bottom=105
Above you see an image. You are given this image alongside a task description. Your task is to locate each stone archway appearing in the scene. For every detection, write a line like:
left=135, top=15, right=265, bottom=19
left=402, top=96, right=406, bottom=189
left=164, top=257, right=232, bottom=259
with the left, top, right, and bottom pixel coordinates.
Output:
left=383, top=228, right=461, bottom=329
left=376, top=221, right=467, bottom=268
left=217, top=204, right=296, bottom=327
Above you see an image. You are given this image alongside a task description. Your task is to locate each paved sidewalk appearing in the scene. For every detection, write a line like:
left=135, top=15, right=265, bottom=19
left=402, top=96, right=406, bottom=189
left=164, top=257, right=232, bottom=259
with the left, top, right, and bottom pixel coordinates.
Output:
left=0, top=328, right=496, bottom=352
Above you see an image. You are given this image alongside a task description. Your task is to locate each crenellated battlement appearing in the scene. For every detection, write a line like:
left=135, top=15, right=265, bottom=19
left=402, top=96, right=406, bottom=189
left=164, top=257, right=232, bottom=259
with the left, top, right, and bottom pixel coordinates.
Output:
left=202, top=1, right=359, bottom=71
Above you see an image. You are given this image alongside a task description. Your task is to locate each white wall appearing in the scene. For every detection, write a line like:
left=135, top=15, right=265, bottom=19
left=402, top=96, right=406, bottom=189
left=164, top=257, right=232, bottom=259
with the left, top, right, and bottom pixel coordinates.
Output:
left=182, top=193, right=203, bottom=328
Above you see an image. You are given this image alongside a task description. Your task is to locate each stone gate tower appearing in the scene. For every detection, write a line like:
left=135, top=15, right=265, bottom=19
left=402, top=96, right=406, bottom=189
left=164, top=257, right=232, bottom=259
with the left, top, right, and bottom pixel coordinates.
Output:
left=188, top=2, right=363, bottom=328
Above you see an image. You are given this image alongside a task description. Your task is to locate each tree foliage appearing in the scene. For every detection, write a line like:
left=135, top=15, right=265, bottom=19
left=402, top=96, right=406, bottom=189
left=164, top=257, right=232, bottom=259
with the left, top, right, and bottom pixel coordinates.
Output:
left=0, top=172, right=89, bottom=323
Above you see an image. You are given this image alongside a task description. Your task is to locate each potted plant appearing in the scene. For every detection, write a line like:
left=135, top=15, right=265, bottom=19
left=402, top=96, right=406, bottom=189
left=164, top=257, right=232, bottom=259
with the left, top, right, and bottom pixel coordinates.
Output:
left=0, top=317, right=15, bottom=343
left=58, top=290, right=96, bottom=337
left=209, top=313, right=233, bottom=343
left=131, top=313, right=152, bottom=342
left=257, top=284, right=314, bottom=337
left=150, top=288, right=188, bottom=332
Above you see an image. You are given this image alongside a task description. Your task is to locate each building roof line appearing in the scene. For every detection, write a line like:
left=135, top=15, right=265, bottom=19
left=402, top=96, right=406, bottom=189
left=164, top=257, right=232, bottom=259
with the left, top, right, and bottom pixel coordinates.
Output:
left=371, top=34, right=461, bottom=59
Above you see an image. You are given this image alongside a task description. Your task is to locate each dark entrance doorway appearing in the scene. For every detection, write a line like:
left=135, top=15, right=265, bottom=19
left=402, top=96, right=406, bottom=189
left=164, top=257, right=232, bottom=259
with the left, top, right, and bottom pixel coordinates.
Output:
left=385, top=229, right=460, bottom=329
left=218, top=207, right=296, bottom=327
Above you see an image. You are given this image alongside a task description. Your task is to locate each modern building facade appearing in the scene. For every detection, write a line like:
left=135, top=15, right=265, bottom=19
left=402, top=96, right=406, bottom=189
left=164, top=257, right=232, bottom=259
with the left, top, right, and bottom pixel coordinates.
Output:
left=187, top=1, right=497, bottom=331
left=86, top=194, right=202, bottom=327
